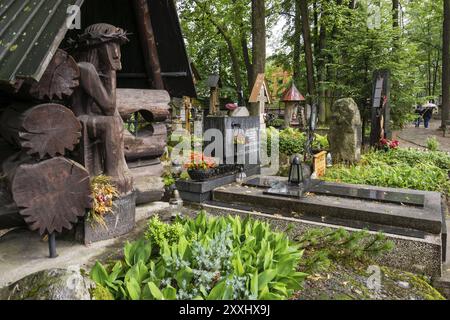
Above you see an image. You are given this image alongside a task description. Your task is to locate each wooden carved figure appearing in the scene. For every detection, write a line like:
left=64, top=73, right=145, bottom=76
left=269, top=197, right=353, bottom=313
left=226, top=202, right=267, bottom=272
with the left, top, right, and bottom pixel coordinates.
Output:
left=70, top=23, right=133, bottom=195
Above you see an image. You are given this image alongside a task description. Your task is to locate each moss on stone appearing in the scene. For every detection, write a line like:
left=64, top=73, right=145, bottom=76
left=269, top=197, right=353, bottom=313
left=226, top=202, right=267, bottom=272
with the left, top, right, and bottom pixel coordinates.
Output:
left=91, top=285, right=115, bottom=301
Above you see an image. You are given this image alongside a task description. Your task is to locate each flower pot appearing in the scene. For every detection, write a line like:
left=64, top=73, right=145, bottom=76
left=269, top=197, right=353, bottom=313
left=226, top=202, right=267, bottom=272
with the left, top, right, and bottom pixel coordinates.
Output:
left=187, top=168, right=217, bottom=182
left=75, top=192, right=136, bottom=245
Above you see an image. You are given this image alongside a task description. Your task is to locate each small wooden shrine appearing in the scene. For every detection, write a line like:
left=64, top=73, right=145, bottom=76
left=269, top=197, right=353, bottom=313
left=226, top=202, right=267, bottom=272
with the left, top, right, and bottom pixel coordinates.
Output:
left=0, top=0, right=196, bottom=252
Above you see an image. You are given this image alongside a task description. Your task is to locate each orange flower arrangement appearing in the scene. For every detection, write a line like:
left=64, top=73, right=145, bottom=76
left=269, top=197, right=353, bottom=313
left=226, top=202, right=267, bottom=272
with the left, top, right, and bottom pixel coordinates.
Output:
left=185, top=152, right=217, bottom=170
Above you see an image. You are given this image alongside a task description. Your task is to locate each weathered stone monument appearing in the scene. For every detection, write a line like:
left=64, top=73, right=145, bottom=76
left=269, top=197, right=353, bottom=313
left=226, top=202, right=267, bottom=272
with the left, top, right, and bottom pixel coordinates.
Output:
left=328, top=98, right=362, bottom=164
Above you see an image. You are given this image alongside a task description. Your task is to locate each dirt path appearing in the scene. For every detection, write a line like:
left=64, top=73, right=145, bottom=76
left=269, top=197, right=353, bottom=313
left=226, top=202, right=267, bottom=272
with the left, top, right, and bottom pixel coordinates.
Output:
left=394, top=119, right=450, bottom=152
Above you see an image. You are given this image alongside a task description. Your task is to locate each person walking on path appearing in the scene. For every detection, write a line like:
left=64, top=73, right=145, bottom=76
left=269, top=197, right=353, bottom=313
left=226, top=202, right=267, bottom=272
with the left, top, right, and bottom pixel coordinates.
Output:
left=422, top=101, right=438, bottom=129
left=415, top=104, right=425, bottom=127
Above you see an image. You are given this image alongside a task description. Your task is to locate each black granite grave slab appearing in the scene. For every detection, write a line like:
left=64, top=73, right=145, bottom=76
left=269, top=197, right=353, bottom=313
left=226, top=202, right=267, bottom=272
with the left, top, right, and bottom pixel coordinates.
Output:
left=213, top=180, right=444, bottom=235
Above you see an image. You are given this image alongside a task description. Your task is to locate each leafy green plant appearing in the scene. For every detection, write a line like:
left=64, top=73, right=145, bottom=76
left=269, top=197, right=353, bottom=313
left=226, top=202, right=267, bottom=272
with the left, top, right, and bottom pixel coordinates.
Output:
left=426, top=137, right=440, bottom=152
left=90, top=212, right=307, bottom=300
left=163, top=174, right=176, bottom=187
left=267, top=118, right=285, bottom=128
left=324, top=149, right=450, bottom=194
left=266, top=127, right=329, bottom=157
left=145, top=215, right=186, bottom=247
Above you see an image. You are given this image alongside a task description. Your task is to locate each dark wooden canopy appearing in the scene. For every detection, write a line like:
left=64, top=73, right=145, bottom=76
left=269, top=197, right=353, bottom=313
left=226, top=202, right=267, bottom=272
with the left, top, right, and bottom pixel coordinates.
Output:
left=69, top=0, right=197, bottom=98
left=0, top=0, right=196, bottom=98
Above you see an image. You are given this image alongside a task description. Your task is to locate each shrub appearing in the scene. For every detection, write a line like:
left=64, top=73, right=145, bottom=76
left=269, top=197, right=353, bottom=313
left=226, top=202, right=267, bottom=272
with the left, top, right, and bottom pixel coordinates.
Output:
left=266, top=127, right=329, bottom=157
left=426, top=137, right=440, bottom=152
left=91, top=212, right=307, bottom=300
left=324, top=149, right=450, bottom=194
left=267, top=118, right=285, bottom=128
left=145, top=215, right=185, bottom=247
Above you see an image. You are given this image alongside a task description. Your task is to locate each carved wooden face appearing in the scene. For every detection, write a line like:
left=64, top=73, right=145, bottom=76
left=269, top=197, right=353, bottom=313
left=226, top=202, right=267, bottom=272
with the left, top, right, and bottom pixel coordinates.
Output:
left=99, top=41, right=122, bottom=71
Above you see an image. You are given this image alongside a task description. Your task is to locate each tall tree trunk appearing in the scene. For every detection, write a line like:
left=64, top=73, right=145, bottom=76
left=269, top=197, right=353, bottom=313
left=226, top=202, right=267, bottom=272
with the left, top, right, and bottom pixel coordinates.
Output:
left=317, top=4, right=327, bottom=124
left=392, top=0, right=399, bottom=28
left=234, top=0, right=252, bottom=98
left=293, top=0, right=302, bottom=89
left=299, top=0, right=316, bottom=100
left=250, top=0, right=266, bottom=115
left=442, top=0, right=450, bottom=127
left=242, top=35, right=253, bottom=94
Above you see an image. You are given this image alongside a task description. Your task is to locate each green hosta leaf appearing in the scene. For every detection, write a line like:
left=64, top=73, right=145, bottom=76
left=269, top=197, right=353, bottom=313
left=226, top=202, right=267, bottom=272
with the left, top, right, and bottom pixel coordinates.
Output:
left=177, top=236, right=189, bottom=259
left=134, top=241, right=152, bottom=264
left=125, top=261, right=149, bottom=284
left=263, top=248, right=273, bottom=270
left=232, top=253, right=245, bottom=276
left=124, top=241, right=135, bottom=267
left=258, top=269, right=277, bottom=291
left=276, top=256, right=297, bottom=276
left=207, top=281, right=226, bottom=300
left=271, top=283, right=288, bottom=297
left=147, top=282, right=164, bottom=300
left=108, top=261, right=123, bottom=283
left=155, top=260, right=166, bottom=279
left=124, top=240, right=152, bottom=267
left=250, top=271, right=258, bottom=297
left=162, top=286, right=177, bottom=300
left=126, top=278, right=141, bottom=300
left=260, top=292, right=285, bottom=300
left=91, top=262, right=109, bottom=286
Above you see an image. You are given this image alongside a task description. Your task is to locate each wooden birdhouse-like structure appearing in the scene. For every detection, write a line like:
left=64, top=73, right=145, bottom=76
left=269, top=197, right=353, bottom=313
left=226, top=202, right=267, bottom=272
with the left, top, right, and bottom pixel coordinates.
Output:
left=249, top=74, right=271, bottom=129
left=281, top=83, right=305, bottom=128
left=207, top=75, right=221, bottom=116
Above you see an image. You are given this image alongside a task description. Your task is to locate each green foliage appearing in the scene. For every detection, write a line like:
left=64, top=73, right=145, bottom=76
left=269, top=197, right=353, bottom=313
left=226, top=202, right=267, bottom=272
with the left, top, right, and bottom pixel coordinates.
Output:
left=145, top=215, right=186, bottom=247
left=179, top=171, right=190, bottom=181
left=163, top=174, right=176, bottom=187
left=426, top=137, right=440, bottom=152
left=267, top=118, right=285, bottom=128
left=296, top=228, right=394, bottom=274
left=324, top=149, right=450, bottom=194
left=267, top=127, right=329, bottom=157
left=90, top=212, right=306, bottom=300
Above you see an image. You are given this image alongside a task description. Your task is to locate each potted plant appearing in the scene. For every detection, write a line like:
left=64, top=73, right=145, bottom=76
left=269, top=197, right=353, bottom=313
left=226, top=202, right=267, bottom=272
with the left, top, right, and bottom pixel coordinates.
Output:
left=186, top=152, right=218, bottom=181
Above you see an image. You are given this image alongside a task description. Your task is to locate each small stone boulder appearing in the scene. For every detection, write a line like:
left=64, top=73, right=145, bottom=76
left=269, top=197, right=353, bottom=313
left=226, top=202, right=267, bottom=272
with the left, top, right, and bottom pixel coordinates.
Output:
left=0, top=269, right=94, bottom=300
left=328, top=98, right=362, bottom=164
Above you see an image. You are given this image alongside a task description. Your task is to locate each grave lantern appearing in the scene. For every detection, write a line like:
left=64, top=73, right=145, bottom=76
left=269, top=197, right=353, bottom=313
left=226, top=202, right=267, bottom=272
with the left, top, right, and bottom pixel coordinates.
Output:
left=288, top=155, right=304, bottom=185
left=281, top=83, right=305, bottom=128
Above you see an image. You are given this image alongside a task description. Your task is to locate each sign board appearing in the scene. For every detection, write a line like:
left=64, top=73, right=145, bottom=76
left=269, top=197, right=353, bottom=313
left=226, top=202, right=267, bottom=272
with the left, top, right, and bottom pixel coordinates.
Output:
left=370, top=70, right=391, bottom=146
left=313, top=151, right=327, bottom=177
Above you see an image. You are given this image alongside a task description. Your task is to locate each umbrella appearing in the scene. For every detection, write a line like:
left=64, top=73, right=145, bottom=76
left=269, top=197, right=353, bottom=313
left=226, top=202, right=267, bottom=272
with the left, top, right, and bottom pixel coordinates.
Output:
left=423, top=102, right=438, bottom=109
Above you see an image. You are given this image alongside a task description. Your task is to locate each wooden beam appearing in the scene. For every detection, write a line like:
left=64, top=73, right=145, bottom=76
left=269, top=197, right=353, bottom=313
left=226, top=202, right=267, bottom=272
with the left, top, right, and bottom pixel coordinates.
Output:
left=132, top=0, right=165, bottom=90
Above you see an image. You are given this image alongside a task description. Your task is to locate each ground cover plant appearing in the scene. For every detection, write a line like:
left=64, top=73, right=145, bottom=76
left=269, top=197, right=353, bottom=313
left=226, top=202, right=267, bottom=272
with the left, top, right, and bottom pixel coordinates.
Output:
left=90, top=212, right=307, bottom=300
left=90, top=212, right=395, bottom=300
left=324, top=148, right=450, bottom=194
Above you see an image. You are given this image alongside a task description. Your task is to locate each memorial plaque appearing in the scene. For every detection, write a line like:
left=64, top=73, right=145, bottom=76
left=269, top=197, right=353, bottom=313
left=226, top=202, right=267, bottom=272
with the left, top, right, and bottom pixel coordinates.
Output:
left=203, top=116, right=261, bottom=168
left=313, top=151, right=327, bottom=177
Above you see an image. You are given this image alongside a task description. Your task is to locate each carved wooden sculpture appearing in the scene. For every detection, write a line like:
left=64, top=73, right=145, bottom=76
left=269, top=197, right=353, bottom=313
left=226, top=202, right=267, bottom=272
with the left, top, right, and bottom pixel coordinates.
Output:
left=70, top=24, right=133, bottom=195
